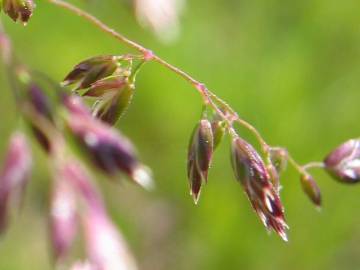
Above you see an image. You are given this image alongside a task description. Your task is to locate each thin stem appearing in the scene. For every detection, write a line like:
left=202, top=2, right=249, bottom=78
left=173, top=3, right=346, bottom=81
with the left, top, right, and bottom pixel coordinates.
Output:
left=47, top=0, right=147, bottom=54
left=303, top=162, right=325, bottom=171
left=236, top=118, right=269, bottom=154
left=288, top=155, right=324, bottom=176
left=47, top=0, right=269, bottom=148
left=46, top=1, right=209, bottom=101
left=288, top=155, right=307, bottom=175
left=48, top=0, right=308, bottom=173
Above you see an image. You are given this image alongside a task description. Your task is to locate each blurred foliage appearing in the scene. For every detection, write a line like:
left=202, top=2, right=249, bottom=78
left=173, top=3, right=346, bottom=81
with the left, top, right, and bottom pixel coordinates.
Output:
left=1, top=0, right=360, bottom=269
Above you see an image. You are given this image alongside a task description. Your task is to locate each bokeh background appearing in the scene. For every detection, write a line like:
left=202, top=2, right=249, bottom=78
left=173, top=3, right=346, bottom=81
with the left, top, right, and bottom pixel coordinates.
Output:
left=1, top=0, right=360, bottom=269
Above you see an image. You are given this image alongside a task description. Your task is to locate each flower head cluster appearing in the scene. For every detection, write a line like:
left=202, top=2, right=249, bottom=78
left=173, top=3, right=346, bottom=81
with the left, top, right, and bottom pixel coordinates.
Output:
left=231, top=137, right=288, bottom=241
left=300, top=173, right=321, bottom=207
left=187, top=119, right=213, bottom=203
left=186, top=114, right=288, bottom=240
left=324, top=139, right=360, bottom=183
left=25, top=83, right=54, bottom=151
left=1, top=0, right=35, bottom=25
left=187, top=116, right=225, bottom=203
left=1, top=0, right=360, bottom=265
left=63, top=55, right=135, bottom=125
left=63, top=95, right=153, bottom=189
left=0, top=132, right=32, bottom=233
left=0, top=58, right=149, bottom=268
left=50, top=159, right=138, bottom=270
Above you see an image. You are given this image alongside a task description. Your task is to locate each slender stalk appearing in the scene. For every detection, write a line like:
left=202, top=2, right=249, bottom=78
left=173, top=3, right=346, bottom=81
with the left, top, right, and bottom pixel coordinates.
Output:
left=47, top=1, right=230, bottom=122
left=287, top=154, right=324, bottom=176
left=47, top=0, right=269, bottom=146
left=287, top=155, right=307, bottom=175
left=48, top=0, right=304, bottom=168
left=47, top=0, right=147, bottom=54
left=303, top=162, right=325, bottom=171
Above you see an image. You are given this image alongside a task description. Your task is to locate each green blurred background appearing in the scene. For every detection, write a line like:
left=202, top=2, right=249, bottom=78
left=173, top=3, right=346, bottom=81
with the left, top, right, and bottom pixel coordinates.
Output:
left=1, top=0, right=360, bottom=269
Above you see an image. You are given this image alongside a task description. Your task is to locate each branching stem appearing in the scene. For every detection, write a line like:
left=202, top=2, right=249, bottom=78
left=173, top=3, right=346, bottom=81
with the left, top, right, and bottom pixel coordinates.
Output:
left=47, top=0, right=315, bottom=177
